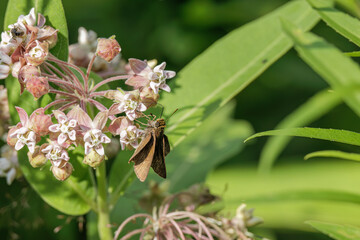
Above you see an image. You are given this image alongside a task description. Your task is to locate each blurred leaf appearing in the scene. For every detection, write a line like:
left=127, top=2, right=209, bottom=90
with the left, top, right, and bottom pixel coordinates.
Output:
left=335, top=0, right=360, bottom=18
left=108, top=150, right=136, bottom=208
left=305, top=150, right=360, bottom=162
left=306, top=220, right=360, bottom=240
left=18, top=147, right=95, bottom=215
left=307, top=0, right=360, bottom=47
left=281, top=19, right=360, bottom=117
left=345, top=51, right=360, bottom=57
left=246, top=127, right=360, bottom=146
left=206, top=160, right=360, bottom=230
left=160, top=0, right=319, bottom=148
left=4, top=0, right=69, bottom=61
left=259, top=90, right=342, bottom=173
left=166, top=101, right=253, bottom=192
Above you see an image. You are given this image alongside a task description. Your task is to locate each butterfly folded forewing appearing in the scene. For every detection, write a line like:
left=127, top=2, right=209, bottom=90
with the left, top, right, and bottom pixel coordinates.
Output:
left=151, top=131, right=167, bottom=178
left=129, top=131, right=156, bottom=182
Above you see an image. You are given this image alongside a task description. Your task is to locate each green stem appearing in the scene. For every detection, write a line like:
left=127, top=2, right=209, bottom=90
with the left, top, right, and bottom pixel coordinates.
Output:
left=96, top=162, right=113, bottom=240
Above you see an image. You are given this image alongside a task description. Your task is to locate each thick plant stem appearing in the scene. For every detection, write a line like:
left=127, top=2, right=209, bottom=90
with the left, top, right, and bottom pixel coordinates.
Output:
left=96, top=162, right=113, bottom=240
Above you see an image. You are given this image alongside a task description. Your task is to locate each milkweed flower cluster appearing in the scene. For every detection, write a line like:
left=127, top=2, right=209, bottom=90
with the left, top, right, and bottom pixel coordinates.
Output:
left=4, top=8, right=176, bottom=181
left=114, top=185, right=263, bottom=240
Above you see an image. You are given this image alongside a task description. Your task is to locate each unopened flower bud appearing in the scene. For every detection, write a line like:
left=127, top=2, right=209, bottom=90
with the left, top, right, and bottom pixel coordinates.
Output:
left=27, top=146, right=47, bottom=168
left=31, top=109, right=52, bottom=136
left=140, top=87, right=159, bottom=108
left=51, top=162, right=73, bottom=181
left=25, top=40, right=49, bottom=66
left=18, top=65, right=40, bottom=82
left=96, top=36, right=121, bottom=62
left=83, top=149, right=105, bottom=168
left=26, top=76, right=49, bottom=99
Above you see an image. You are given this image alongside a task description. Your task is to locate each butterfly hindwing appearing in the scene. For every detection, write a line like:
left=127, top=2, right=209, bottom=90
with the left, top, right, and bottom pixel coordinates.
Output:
left=151, top=131, right=167, bottom=179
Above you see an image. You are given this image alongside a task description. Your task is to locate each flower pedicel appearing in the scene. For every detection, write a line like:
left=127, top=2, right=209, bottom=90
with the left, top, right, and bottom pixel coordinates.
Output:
left=2, top=8, right=176, bottom=181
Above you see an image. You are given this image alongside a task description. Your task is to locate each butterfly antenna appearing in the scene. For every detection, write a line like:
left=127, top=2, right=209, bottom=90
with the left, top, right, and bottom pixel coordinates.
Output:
left=166, top=108, right=178, bottom=121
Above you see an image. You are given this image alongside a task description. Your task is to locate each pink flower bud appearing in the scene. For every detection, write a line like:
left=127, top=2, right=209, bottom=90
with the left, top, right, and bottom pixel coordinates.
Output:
left=27, top=146, right=47, bottom=168
left=26, top=76, right=49, bottom=99
left=51, top=162, right=73, bottom=181
left=31, top=110, right=52, bottom=136
left=83, top=149, right=105, bottom=168
left=18, top=65, right=40, bottom=82
left=25, top=40, right=49, bottom=66
left=96, top=36, right=121, bottom=62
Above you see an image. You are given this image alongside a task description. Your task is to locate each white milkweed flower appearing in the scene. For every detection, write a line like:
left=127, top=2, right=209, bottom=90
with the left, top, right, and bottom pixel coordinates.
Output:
left=0, top=146, right=19, bottom=185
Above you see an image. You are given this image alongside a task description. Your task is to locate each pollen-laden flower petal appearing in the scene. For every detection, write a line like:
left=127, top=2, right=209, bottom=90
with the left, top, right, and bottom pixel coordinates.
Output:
left=49, top=111, right=78, bottom=145
left=84, top=129, right=111, bottom=156
left=41, top=142, right=70, bottom=168
left=0, top=146, right=19, bottom=185
left=0, top=51, right=12, bottom=79
left=25, top=40, right=49, bottom=66
left=26, top=76, right=50, bottom=99
left=96, top=36, right=121, bottom=62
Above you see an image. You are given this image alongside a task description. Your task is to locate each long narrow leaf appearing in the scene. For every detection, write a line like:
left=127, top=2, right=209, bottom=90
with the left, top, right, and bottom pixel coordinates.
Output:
left=305, top=150, right=360, bottom=162
left=259, top=90, right=341, bottom=173
left=246, top=127, right=360, bottom=147
left=307, top=0, right=360, bottom=47
left=281, top=19, right=360, bottom=117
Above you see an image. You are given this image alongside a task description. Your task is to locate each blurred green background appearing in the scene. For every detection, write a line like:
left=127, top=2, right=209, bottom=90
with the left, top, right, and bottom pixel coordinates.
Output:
left=1, top=0, right=360, bottom=239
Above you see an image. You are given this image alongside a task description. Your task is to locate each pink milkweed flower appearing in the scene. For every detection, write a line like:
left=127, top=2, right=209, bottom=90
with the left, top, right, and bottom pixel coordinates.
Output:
left=8, top=107, right=45, bottom=153
left=25, top=40, right=49, bottom=66
left=41, top=142, right=70, bottom=168
left=108, top=117, right=143, bottom=150
left=0, top=51, right=12, bottom=79
left=49, top=110, right=78, bottom=145
left=17, top=8, right=36, bottom=27
left=125, top=58, right=175, bottom=94
left=67, top=106, right=111, bottom=156
left=107, top=89, right=147, bottom=121
left=25, top=76, right=50, bottom=99
left=0, top=31, right=22, bottom=55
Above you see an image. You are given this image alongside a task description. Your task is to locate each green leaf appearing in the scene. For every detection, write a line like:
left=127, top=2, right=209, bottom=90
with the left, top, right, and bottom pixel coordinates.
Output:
left=306, top=220, right=360, bottom=240
left=19, top=147, right=96, bottom=215
left=246, top=127, right=360, bottom=147
left=305, top=150, right=360, bottom=162
left=160, top=0, right=319, bottom=147
left=259, top=90, right=341, bottom=173
left=4, top=0, right=69, bottom=61
left=307, top=0, right=360, bottom=47
left=335, top=0, right=360, bottom=18
left=206, top=160, right=360, bottom=230
left=281, top=19, right=360, bottom=117
left=166, top=101, right=253, bottom=192
left=345, top=51, right=360, bottom=57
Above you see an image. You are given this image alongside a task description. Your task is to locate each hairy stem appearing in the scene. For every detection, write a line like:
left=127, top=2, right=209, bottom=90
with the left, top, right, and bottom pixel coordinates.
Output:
left=96, top=162, right=113, bottom=240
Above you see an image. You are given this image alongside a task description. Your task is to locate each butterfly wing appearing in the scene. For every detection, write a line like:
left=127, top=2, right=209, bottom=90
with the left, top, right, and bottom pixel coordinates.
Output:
left=151, top=131, right=167, bottom=179
left=129, top=131, right=156, bottom=182
left=163, top=134, right=170, bottom=156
